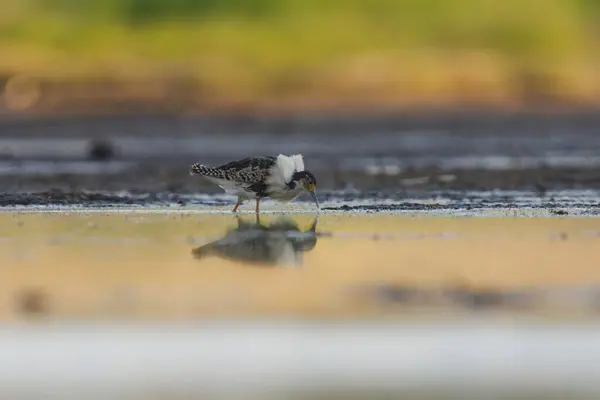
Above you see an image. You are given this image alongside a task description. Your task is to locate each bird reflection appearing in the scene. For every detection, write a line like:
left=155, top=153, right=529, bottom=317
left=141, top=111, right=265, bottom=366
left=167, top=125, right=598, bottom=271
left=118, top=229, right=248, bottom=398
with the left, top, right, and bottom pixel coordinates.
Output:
left=191, top=215, right=321, bottom=267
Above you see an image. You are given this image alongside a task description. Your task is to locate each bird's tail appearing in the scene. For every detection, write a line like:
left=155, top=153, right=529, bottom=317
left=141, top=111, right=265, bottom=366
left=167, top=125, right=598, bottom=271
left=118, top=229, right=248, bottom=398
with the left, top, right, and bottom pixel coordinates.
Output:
left=190, top=163, right=225, bottom=178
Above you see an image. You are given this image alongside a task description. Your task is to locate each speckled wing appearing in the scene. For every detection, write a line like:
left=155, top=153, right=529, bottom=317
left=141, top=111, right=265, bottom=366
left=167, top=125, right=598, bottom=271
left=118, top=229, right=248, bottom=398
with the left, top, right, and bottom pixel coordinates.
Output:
left=216, top=156, right=277, bottom=183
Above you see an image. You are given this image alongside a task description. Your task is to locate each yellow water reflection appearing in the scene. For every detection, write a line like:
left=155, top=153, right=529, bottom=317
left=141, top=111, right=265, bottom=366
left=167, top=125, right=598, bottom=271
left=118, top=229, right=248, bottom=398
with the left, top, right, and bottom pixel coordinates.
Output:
left=192, top=215, right=320, bottom=267
left=1, top=212, right=600, bottom=321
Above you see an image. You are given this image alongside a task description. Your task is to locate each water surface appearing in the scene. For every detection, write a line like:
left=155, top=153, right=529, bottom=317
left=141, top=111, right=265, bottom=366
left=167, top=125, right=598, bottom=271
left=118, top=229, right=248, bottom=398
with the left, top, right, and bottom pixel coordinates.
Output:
left=2, top=211, right=600, bottom=321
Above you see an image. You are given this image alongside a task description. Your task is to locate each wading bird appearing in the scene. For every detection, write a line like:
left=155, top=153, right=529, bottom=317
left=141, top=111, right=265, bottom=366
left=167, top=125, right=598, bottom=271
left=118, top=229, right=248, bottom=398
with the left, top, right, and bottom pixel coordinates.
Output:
left=190, top=154, right=319, bottom=213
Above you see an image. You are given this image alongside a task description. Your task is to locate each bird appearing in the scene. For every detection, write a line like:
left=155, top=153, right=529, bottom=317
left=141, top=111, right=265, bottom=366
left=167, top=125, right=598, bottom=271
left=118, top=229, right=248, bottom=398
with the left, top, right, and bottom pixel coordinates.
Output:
left=191, top=215, right=320, bottom=267
left=189, top=154, right=319, bottom=213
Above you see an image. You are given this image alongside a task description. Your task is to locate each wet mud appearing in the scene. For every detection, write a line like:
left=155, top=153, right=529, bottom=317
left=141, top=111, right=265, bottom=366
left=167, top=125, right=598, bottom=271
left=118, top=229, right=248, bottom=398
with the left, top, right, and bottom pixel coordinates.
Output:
left=1, top=112, right=600, bottom=209
left=1, top=188, right=597, bottom=217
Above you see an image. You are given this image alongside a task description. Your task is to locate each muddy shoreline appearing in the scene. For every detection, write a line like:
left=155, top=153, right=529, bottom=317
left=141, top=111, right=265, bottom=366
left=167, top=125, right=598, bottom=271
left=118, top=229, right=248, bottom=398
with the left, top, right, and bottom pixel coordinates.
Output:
left=0, top=112, right=599, bottom=207
left=1, top=162, right=600, bottom=196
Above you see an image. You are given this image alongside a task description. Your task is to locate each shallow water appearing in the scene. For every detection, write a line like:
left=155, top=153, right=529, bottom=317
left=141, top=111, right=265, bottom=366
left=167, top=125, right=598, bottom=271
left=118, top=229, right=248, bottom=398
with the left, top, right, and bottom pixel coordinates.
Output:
left=3, top=211, right=600, bottom=398
left=5, top=115, right=600, bottom=397
left=2, top=211, right=600, bottom=321
left=1, top=128, right=600, bottom=168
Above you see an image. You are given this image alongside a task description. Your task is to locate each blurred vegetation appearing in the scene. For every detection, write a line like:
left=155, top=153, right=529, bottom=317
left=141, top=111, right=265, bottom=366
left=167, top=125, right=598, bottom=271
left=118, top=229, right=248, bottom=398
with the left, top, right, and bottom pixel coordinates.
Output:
left=1, top=0, right=600, bottom=110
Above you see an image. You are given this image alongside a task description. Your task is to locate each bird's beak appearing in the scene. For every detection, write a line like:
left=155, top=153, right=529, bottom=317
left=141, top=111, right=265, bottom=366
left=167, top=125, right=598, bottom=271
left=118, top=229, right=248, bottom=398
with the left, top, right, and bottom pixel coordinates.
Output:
left=304, top=183, right=319, bottom=209
left=310, top=190, right=320, bottom=209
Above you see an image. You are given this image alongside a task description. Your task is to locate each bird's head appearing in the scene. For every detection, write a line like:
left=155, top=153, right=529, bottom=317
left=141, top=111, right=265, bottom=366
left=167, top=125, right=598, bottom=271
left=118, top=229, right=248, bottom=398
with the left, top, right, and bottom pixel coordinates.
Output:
left=291, top=170, right=319, bottom=208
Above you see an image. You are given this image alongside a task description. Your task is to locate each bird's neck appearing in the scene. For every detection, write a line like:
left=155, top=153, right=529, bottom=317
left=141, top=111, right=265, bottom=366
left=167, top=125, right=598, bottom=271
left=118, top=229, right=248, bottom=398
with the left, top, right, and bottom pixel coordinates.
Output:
left=286, top=181, right=297, bottom=190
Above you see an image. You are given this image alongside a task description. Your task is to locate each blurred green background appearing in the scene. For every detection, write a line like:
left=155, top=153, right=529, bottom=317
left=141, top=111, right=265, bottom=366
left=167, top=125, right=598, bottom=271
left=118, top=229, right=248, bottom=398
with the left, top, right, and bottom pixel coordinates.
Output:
left=1, top=0, right=600, bottom=113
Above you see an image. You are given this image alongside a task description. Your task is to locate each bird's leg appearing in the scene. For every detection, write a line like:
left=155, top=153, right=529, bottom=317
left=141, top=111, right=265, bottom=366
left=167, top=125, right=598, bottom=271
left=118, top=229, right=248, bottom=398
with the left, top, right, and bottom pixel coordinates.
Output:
left=232, top=197, right=243, bottom=213
left=308, top=216, right=319, bottom=232
left=255, top=198, right=260, bottom=214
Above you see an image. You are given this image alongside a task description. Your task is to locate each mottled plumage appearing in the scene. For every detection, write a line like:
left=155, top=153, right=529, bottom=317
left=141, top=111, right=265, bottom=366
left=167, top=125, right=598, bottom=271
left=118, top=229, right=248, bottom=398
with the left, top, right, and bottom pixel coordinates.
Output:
left=190, top=156, right=276, bottom=185
left=190, top=154, right=319, bottom=213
